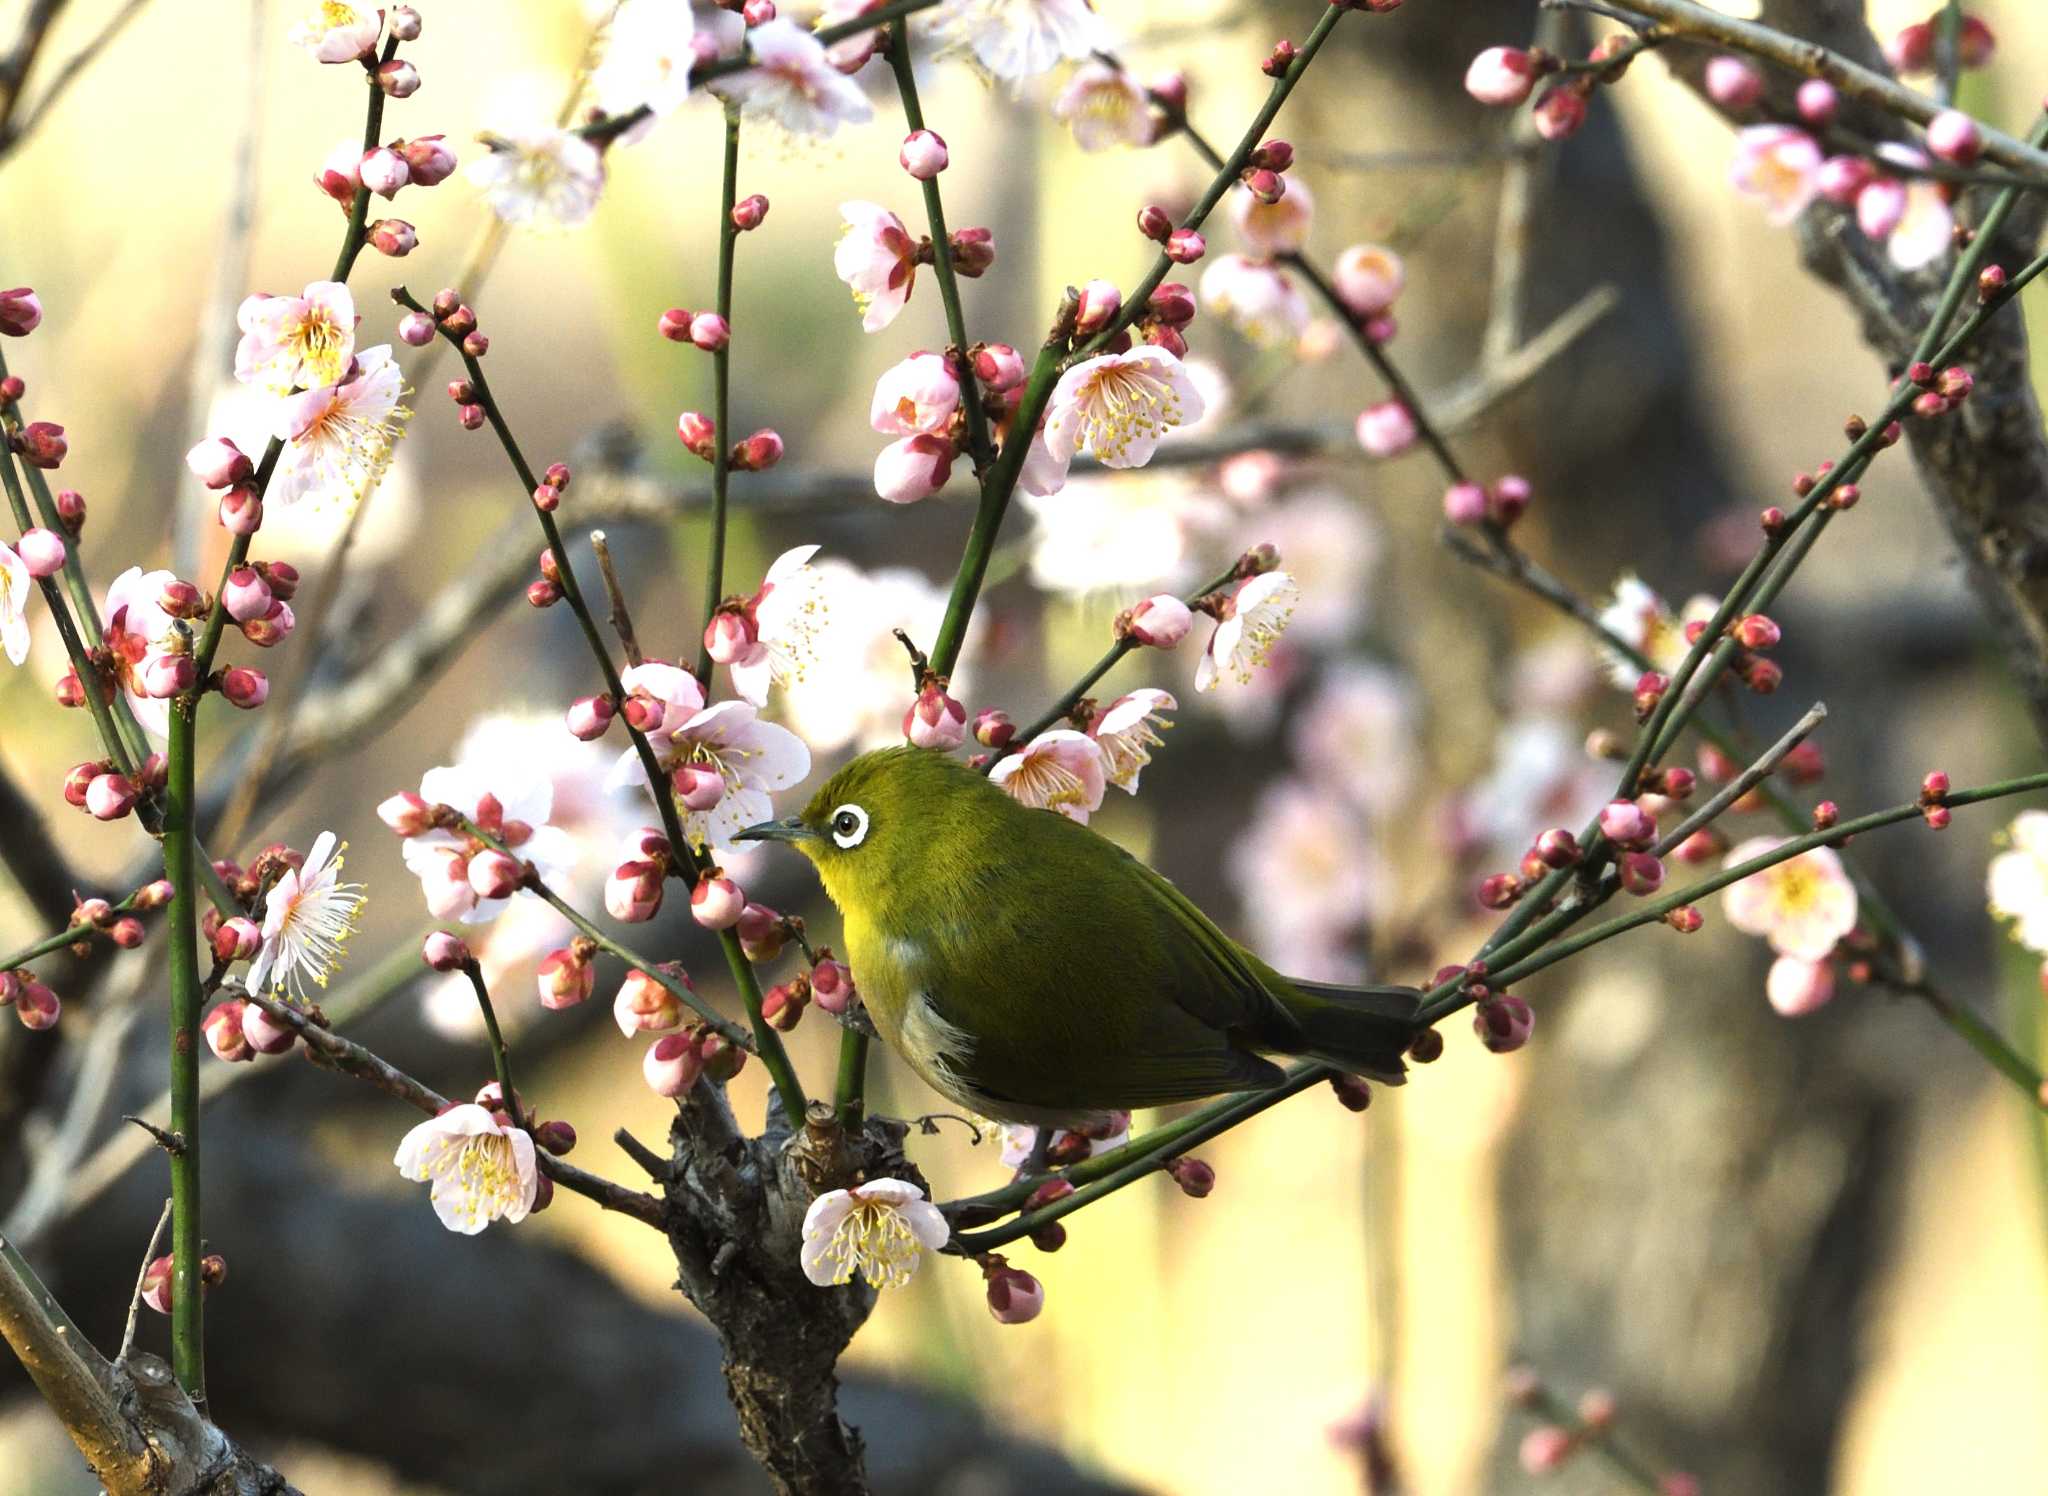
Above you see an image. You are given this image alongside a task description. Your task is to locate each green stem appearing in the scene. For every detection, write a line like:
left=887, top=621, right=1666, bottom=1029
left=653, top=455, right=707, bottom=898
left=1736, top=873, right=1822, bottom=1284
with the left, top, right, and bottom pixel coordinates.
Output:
left=329, top=36, right=398, bottom=285
left=693, top=102, right=742, bottom=685
left=189, top=440, right=279, bottom=683
left=833, top=1029, right=869, bottom=1129
left=1, top=890, right=143, bottom=970
left=163, top=698, right=204, bottom=1402
left=463, top=962, right=521, bottom=1123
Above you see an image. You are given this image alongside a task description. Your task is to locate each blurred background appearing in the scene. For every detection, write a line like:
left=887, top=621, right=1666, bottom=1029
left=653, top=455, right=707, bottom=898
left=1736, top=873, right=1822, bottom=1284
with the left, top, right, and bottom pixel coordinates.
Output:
left=3, top=0, right=2048, bottom=1491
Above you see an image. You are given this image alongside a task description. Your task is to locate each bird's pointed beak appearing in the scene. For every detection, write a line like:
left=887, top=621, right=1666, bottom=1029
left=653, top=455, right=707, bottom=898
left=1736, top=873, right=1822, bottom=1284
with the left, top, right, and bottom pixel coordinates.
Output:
left=734, top=816, right=820, bottom=845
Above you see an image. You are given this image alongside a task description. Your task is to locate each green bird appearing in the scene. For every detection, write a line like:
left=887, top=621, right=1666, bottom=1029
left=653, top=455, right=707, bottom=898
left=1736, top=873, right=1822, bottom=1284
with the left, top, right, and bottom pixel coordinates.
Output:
left=736, top=746, right=1421, bottom=1130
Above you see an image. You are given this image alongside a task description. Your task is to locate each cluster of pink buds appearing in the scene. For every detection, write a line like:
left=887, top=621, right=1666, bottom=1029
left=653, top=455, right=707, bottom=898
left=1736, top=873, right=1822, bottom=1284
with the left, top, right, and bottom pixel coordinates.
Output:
left=1919, top=769, right=1952, bottom=829
left=186, top=435, right=265, bottom=536
left=62, top=889, right=152, bottom=953
left=1136, top=203, right=1205, bottom=265
left=606, top=829, right=674, bottom=923
left=0, top=970, right=62, bottom=1031
left=658, top=305, right=731, bottom=352
left=644, top=1023, right=746, bottom=1096
left=64, top=755, right=160, bottom=821
left=1130, top=280, right=1197, bottom=360
left=1904, top=359, right=1976, bottom=421
left=1441, top=473, right=1533, bottom=529
left=1464, top=32, right=1644, bottom=141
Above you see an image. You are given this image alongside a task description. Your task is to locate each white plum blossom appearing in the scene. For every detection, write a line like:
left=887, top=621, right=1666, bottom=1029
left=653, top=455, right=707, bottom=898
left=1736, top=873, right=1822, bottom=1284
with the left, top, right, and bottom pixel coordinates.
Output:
left=1290, top=663, right=1420, bottom=820
left=1091, top=689, right=1175, bottom=793
left=1199, top=254, right=1311, bottom=347
left=1195, top=570, right=1298, bottom=692
left=1229, top=178, right=1314, bottom=257
left=1018, top=470, right=1227, bottom=597
left=590, top=0, right=698, bottom=123
left=1227, top=777, right=1383, bottom=985
left=269, top=346, right=409, bottom=511
left=779, top=563, right=971, bottom=751
left=400, top=763, right=578, bottom=924
left=1886, top=176, right=1955, bottom=271
left=103, top=567, right=180, bottom=740
left=0, top=543, right=30, bottom=665
left=731, top=546, right=831, bottom=708
left=869, top=353, right=960, bottom=436
left=834, top=202, right=919, bottom=333
left=1722, top=837, right=1858, bottom=961
left=1051, top=62, right=1154, bottom=151
left=926, top=0, right=1106, bottom=83
left=393, top=1103, right=539, bottom=1234
left=247, top=831, right=366, bottom=999
left=1045, top=347, right=1205, bottom=469
left=1595, top=573, right=1717, bottom=689
left=470, top=128, right=607, bottom=227
left=1453, top=715, right=1607, bottom=862
left=610, top=699, right=811, bottom=851
left=288, top=2, right=380, bottom=63
left=721, top=19, right=874, bottom=136
left=1988, top=811, right=2048, bottom=953
left=800, top=1178, right=950, bottom=1287
left=989, top=729, right=1107, bottom=822
left=235, top=280, right=356, bottom=394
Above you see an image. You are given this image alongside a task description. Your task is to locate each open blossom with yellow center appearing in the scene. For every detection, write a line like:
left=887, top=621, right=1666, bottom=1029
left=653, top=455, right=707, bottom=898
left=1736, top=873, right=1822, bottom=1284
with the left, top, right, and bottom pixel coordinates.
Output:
left=235, top=280, right=356, bottom=394
left=719, top=18, right=874, bottom=138
left=1045, top=347, right=1205, bottom=470
left=1196, top=571, right=1298, bottom=692
left=988, top=729, right=1108, bottom=824
left=1594, top=573, right=1717, bottom=689
left=1091, top=688, right=1176, bottom=793
left=800, top=1179, right=950, bottom=1288
left=1722, top=837, right=1858, bottom=961
left=1051, top=62, right=1155, bottom=151
left=469, top=128, right=607, bottom=228
left=247, top=831, right=366, bottom=999
left=269, top=346, right=409, bottom=511
left=926, top=0, right=1106, bottom=83
left=393, top=1103, right=539, bottom=1235
left=288, top=1, right=381, bottom=63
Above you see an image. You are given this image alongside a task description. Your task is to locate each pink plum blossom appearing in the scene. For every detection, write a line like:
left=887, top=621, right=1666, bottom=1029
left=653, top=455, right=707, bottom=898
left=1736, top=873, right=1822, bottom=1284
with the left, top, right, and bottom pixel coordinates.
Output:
left=246, top=831, right=365, bottom=999
left=1230, top=177, right=1313, bottom=257
left=870, top=353, right=962, bottom=435
left=1195, top=570, right=1298, bottom=692
left=875, top=434, right=956, bottom=504
left=288, top=2, right=381, bottom=63
left=1765, top=955, right=1836, bottom=1017
left=1199, top=254, right=1310, bottom=347
left=398, top=762, right=577, bottom=925
left=609, top=698, right=810, bottom=850
left=590, top=0, right=698, bottom=121
left=1730, top=126, right=1822, bottom=227
left=1051, top=62, right=1154, bottom=151
left=1090, top=689, right=1175, bottom=793
left=0, top=544, right=30, bottom=665
left=927, top=0, right=1105, bottom=82
left=1044, top=347, right=1205, bottom=469
left=720, top=19, right=874, bottom=137
left=1721, top=837, right=1858, bottom=961
left=103, top=567, right=181, bottom=739
left=989, top=729, right=1108, bottom=823
left=235, top=280, right=357, bottom=393
left=727, top=546, right=830, bottom=707
left=833, top=201, right=919, bottom=332
left=268, top=346, right=409, bottom=510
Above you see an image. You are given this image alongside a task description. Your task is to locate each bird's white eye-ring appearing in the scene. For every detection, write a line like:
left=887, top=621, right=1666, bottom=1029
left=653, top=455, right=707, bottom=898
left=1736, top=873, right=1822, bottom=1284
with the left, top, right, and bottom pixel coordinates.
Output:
left=830, top=803, right=869, bottom=849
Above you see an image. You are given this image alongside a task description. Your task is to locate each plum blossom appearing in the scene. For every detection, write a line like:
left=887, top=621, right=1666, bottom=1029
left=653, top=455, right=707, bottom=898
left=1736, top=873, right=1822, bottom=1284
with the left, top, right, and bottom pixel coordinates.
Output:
left=1988, top=811, right=2048, bottom=953
left=1019, top=470, right=1227, bottom=596
left=103, top=567, right=180, bottom=740
left=0, top=543, right=29, bottom=666
left=1227, top=777, right=1382, bottom=984
left=393, top=1103, right=539, bottom=1234
left=721, top=19, right=874, bottom=137
left=1051, top=62, right=1154, bottom=151
left=800, top=1178, right=950, bottom=1288
left=269, top=346, right=409, bottom=511
left=989, top=729, right=1107, bottom=822
left=397, top=763, right=578, bottom=924
left=1722, top=838, right=1858, bottom=961
left=1884, top=176, right=1955, bottom=272
left=834, top=202, right=919, bottom=333
left=1450, top=715, right=1608, bottom=863
left=1045, top=346, right=1205, bottom=469
left=1230, top=178, right=1313, bottom=257
left=728, top=546, right=831, bottom=707
left=1249, top=490, right=1379, bottom=646
left=469, top=129, right=606, bottom=227
left=927, top=0, right=1105, bottom=82
left=778, top=563, right=972, bottom=751
left=1195, top=570, right=1298, bottom=692
left=246, top=832, right=366, bottom=999
left=1730, top=125, right=1822, bottom=226
left=1091, top=689, right=1175, bottom=793
left=1595, top=574, right=1716, bottom=688
left=591, top=0, right=697, bottom=122
left=998, top=1118, right=1129, bottom=1170
left=1291, top=663, right=1419, bottom=820
left=610, top=699, right=811, bottom=851
left=289, top=2, right=380, bottom=63
left=1199, top=254, right=1311, bottom=347
left=870, top=353, right=961, bottom=435
left=235, top=280, right=356, bottom=393
left=1766, top=954, right=1836, bottom=1017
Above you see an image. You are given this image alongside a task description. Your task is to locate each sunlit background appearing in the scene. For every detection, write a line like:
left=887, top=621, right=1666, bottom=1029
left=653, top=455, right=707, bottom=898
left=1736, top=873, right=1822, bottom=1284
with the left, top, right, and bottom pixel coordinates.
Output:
left=3, top=0, right=2048, bottom=1491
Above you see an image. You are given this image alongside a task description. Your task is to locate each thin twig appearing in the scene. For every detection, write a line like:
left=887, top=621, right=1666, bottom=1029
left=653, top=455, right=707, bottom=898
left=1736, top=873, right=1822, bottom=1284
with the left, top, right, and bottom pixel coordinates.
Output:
left=0, top=0, right=150, bottom=160
left=590, top=531, right=645, bottom=667
left=1653, top=702, right=1828, bottom=856
left=118, top=1199, right=173, bottom=1364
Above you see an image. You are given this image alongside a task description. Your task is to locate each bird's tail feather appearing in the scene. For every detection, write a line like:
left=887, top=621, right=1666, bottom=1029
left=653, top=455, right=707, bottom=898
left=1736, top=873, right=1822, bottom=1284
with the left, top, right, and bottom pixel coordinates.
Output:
left=1275, top=980, right=1423, bottom=1084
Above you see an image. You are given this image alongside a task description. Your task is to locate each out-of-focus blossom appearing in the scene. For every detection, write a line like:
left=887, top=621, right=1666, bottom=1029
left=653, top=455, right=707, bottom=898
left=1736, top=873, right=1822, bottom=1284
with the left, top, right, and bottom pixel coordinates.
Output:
left=989, top=729, right=1107, bottom=822
left=721, top=19, right=874, bottom=136
left=1988, top=811, right=2048, bottom=952
left=591, top=0, right=697, bottom=121
left=1199, top=254, right=1310, bottom=347
left=1248, top=491, right=1377, bottom=646
left=1045, top=347, right=1204, bottom=469
left=833, top=201, right=919, bottom=332
left=398, top=762, right=577, bottom=924
left=1229, top=177, right=1313, bottom=257
left=1052, top=61, right=1153, bottom=150
left=393, top=1103, right=539, bottom=1234
left=246, top=831, right=365, bottom=999
left=1227, top=776, right=1382, bottom=983
left=779, top=563, right=971, bottom=751
left=1594, top=574, right=1716, bottom=688
left=1451, top=716, right=1609, bottom=861
left=235, top=280, right=356, bottom=393
left=800, top=1178, right=949, bottom=1287
left=269, top=346, right=410, bottom=511
left=469, top=129, right=606, bottom=227
left=1090, top=689, right=1175, bottom=793
left=1356, top=400, right=1416, bottom=459
left=1332, top=243, right=1404, bottom=319
left=1291, top=663, right=1419, bottom=820
left=0, top=543, right=29, bottom=666
left=1721, top=837, right=1857, bottom=960
left=1765, top=954, right=1835, bottom=1017
left=1019, top=470, right=1227, bottom=597
left=289, top=2, right=381, bottom=63
left=1882, top=170, right=1954, bottom=270
left=1730, top=125, right=1822, bottom=226
left=926, top=0, right=1106, bottom=83
left=1195, top=570, right=1297, bottom=692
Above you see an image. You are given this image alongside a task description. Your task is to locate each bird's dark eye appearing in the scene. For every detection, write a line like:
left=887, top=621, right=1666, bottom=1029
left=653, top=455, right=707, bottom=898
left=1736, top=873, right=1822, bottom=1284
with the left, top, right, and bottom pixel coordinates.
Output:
left=830, top=803, right=869, bottom=849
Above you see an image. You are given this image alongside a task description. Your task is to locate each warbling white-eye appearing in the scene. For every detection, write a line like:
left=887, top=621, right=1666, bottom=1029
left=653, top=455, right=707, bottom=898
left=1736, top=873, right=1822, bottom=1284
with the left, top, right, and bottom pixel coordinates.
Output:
left=736, top=746, right=1421, bottom=1129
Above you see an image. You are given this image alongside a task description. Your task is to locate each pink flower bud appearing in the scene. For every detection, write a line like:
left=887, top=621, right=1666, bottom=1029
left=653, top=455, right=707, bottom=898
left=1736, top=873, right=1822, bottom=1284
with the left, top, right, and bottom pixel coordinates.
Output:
left=657, top=307, right=692, bottom=343
left=689, top=312, right=730, bottom=351
left=691, top=872, right=746, bottom=930
left=900, top=129, right=949, bottom=178
left=986, top=1266, right=1044, bottom=1324
left=1464, top=47, right=1535, bottom=107
left=704, top=608, right=756, bottom=665
left=903, top=682, right=967, bottom=749
left=193, top=439, right=256, bottom=491
left=1474, top=993, right=1535, bottom=1054
left=220, top=665, right=269, bottom=709
left=1126, top=592, right=1193, bottom=648
left=1813, top=155, right=1872, bottom=207
left=613, top=966, right=683, bottom=1035
left=1535, top=827, right=1581, bottom=868
left=263, top=561, right=298, bottom=603
left=213, top=916, right=262, bottom=962
left=1074, top=279, right=1123, bottom=335
left=737, top=902, right=786, bottom=962
left=732, top=428, right=784, bottom=471
left=565, top=694, right=615, bottom=740
left=155, top=577, right=203, bottom=618
left=1477, top=872, right=1521, bottom=910
left=972, top=343, right=1026, bottom=391
left=376, top=57, right=420, bottom=97
left=1618, top=851, right=1664, bottom=896
left=1242, top=167, right=1284, bottom=204
left=1796, top=79, right=1839, bottom=127
left=1442, top=480, right=1487, bottom=526
left=1518, top=1426, right=1574, bottom=1474
left=17, top=421, right=66, bottom=469
left=13, top=975, right=58, bottom=1029
left=369, top=218, right=417, bottom=256
left=141, top=651, right=195, bottom=699
left=948, top=226, right=994, bottom=276
left=86, top=772, right=138, bottom=820
left=1926, top=108, right=1983, bottom=166
left=732, top=193, right=769, bottom=230
left=527, top=578, right=561, bottom=608
left=1532, top=85, right=1587, bottom=142
left=1857, top=177, right=1907, bottom=240
left=204, top=999, right=253, bottom=1062
left=72, top=897, right=112, bottom=928
left=1704, top=56, right=1763, bottom=111
left=1167, top=1156, right=1215, bottom=1198
left=606, top=859, right=666, bottom=923
left=1355, top=400, right=1416, bottom=458
left=1735, top=613, right=1781, bottom=651
left=398, top=134, right=457, bottom=186
left=462, top=330, right=489, bottom=359
left=134, top=879, right=175, bottom=910
left=644, top=1032, right=704, bottom=1096
left=63, top=761, right=101, bottom=807
left=241, top=1001, right=296, bottom=1055
left=537, top=946, right=596, bottom=1010
left=422, top=931, right=472, bottom=971
left=1599, top=799, right=1655, bottom=848
left=391, top=5, right=422, bottom=41
left=222, top=566, right=273, bottom=622
left=1921, top=769, right=1950, bottom=800
left=54, top=487, right=83, bottom=532
left=874, top=433, right=955, bottom=504
left=466, top=848, right=523, bottom=901
left=218, top=483, right=263, bottom=535
left=398, top=310, right=436, bottom=346
left=1487, top=473, right=1532, bottom=526
left=677, top=409, right=716, bottom=459
left=808, top=956, right=855, bottom=1015
left=109, top=916, right=145, bottom=948
left=377, top=790, right=431, bottom=834
left=359, top=147, right=409, bottom=197
left=239, top=598, right=295, bottom=647
left=1766, top=955, right=1835, bottom=1017
left=1164, top=227, right=1206, bottom=264
left=663, top=762, right=722, bottom=813
left=16, top=526, right=64, bottom=577
left=1938, top=365, right=1974, bottom=401
left=0, top=286, right=43, bottom=337
left=1137, top=203, right=1173, bottom=242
